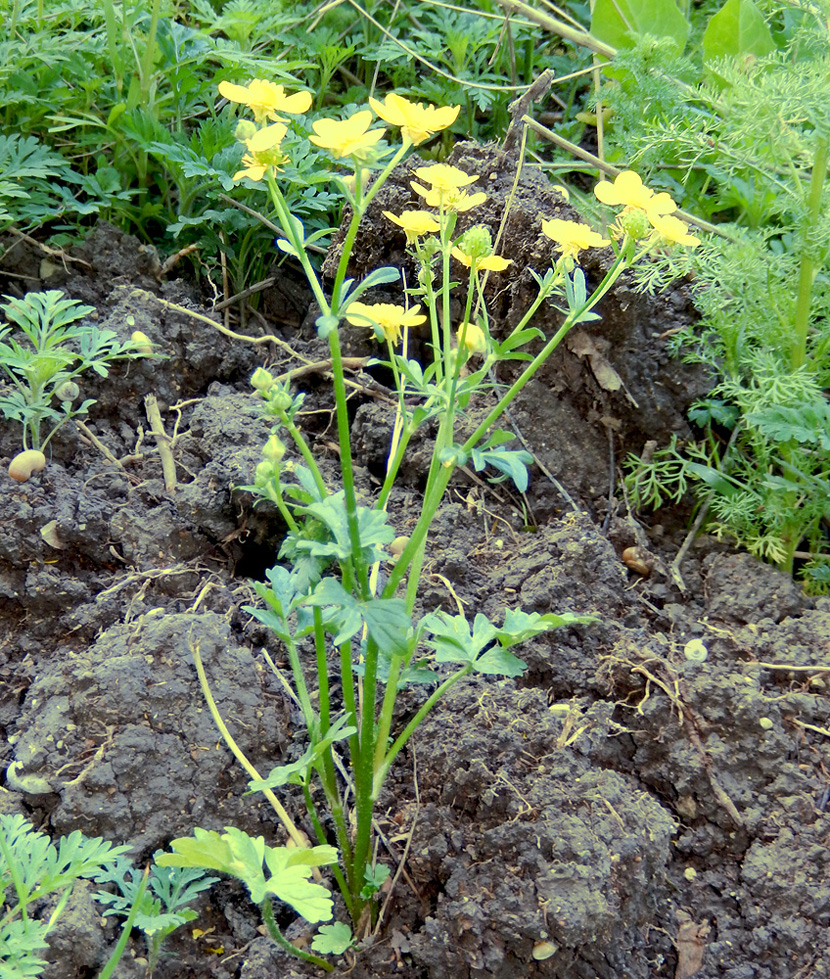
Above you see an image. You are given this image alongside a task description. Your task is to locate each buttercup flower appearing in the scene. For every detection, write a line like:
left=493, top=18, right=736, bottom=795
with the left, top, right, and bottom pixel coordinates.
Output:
left=232, top=122, right=288, bottom=181
left=218, top=79, right=312, bottom=123
left=345, top=301, right=427, bottom=346
left=412, top=163, right=478, bottom=193
left=594, top=171, right=676, bottom=221
left=383, top=210, right=441, bottom=242
left=309, top=110, right=385, bottom=160
left=369, top=93, right=460, bottom=145
left=457, top=321, right=487, bottom=354
left=541, top=218, right=610, bottom=261
left=451, top=246, right=512, bottom=272
left=650, top=214, right=701, bottom=247
left=411, top=164, right=486, bottom=211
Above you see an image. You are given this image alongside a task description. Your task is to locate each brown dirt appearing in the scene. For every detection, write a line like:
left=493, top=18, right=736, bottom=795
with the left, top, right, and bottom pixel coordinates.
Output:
left=1, top=145, right=829, bottom=979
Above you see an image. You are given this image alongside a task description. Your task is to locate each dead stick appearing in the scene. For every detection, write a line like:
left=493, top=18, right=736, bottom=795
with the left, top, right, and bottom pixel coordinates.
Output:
left=144, top=394, right=177, bottom=493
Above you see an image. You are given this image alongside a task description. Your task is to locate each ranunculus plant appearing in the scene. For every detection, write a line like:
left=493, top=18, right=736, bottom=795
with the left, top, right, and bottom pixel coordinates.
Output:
left=180, top=79, right=699, bottom=965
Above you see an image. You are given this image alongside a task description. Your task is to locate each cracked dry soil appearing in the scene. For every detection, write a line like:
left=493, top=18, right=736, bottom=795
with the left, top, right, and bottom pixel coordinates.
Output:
left=1, top=145, right=829, bottom=979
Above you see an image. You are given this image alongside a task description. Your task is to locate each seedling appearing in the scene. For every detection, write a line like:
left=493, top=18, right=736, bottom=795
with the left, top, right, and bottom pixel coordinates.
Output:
left=93, top=854, right=219, bottom=977
left=0, top=814, right=134, bottom=978
left=0, top=290, right=149, bottom=455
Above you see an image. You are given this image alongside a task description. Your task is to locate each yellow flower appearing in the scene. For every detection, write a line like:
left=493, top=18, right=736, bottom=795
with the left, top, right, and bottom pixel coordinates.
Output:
left=410, top=164, right=486, bottom=211
left=594, top=171, right=676, bottom=220
left=309, top=110, right=385, bottom=160
left=369, top=93, right=460, bottom=145
left=412, top=163, right=478, bottom=193
left=345, top=301, right=427, bottom=346
left=218, top=79, right=312, bottom=123
left=383, top=210, right=440, bottom=242
left=417, top=187, right=487, bottom=212
left=541, top=218, right=610, bottom=261
left=232, top=122, right=288, bottom=181
left=457, top=321, right=487, bottom=354
left=451, top=246, right=512, bottom=272
left=650, top=214, right=701, bottom=247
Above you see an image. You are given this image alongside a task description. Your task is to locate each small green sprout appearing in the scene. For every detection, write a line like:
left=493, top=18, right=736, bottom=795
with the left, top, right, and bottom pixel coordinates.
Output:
left=0, top=814, right=133, bottom=978
left=93, top=854, right=219, bottom=978
left=0, top=290, right=151, bottom=454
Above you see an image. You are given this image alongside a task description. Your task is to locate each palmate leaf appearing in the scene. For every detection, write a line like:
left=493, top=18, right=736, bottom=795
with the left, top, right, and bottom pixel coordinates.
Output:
left=157, top=828, right=337, bottom=922
left=303, top=577, right=411, bottom=653
left=296, top=493, right=395, bottom=563
left=420, top=610, right=526, bottom=677
left=420, top=605, right=593, bottom=678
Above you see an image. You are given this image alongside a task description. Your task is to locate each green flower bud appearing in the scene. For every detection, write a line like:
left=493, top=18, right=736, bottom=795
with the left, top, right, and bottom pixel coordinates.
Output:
left=618, top=207, right=651, bottom=240
left=267, top=387, right=294, bottom=412
left=262, top=434, right=286, bottom=464
left=455, top=225, right=494, bottom=260
left=54, top=380, right=80, bottom=402
left=254, top=460, right=273, bottom=487
left=235, top=119, right=258, bottom=143
left=251, top=367, right=275, bottom=394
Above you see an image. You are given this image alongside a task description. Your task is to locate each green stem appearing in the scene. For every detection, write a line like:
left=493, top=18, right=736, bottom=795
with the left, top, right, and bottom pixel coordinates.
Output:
left=139, top=0, right=162, bottom=109
left=279, top=412, right=328, bottom=498
left=373, top=665, right=472, bottom=797
left=328, top=328, right=370, bottom=599
left=313, top=607, right=330, bottom=733
left=267, top=176, right=330, bottom=314
left=330, top=144, right=410, bottom=309
left=302, top=782, right=355, bottom=921
left=350, top=632, right=381, bottom=911
left=97, top=869, right=149, bottom=979
left=793, top=135, right=828, bottom=370
left=282, top=633, right=316, bottom=733
left=462, top=249, right=628, bottom=453
left=260, top=899, right=333, bottom=972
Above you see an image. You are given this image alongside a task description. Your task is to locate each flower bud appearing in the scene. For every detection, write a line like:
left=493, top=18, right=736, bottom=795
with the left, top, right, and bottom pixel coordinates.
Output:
left=439, top=445, right=468, bottom=469
left=262, top=434, right=286, bottom=464
left=617, top=207, right=652, bottom=240
left=455, top=225, right=494, bottom=260
left=254, top=460, right=273, bottom=487
left=458, top=321, right=486, bottom=355
left=235, top=119, right=258, bottom=143
left=54, top=380, right=80, bottom=402
left=251, top=367, right=275, bottom=394
left=130, top=330, right=153, bottom=355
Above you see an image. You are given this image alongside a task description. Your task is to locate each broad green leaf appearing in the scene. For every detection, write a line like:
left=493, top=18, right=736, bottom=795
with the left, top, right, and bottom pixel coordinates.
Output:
left=702, top=0, right=775, bottom=61
left=472, top=646, right=527, bottom=677
left=495, top=608, right=597, bottom=647
left=686, top=461, right=739, bottom=496
left=157, top=829, right=336, bottom=922
left=746, top=404, right=830, bottom=450
left=420, top=610, right=497, bottom=664
left=298, top=494, right=395, bottom=563
left=591, top=0, right=689, bottom=52
left=362, top=598, right=411, bottom=656
left=312, top=921, right=354, bottom=955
